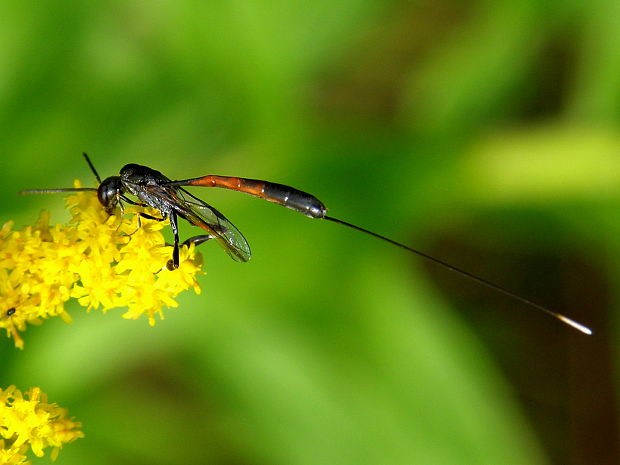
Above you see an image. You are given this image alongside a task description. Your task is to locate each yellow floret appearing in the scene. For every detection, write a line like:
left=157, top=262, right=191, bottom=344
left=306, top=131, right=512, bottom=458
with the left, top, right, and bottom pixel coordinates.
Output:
left=0, top=385, right=83, bottom=463
left=0, top=181, right=204, bottom=348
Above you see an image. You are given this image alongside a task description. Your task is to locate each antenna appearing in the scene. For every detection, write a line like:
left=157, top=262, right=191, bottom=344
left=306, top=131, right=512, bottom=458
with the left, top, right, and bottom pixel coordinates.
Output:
left=82, top=152, right=102, bottom=183
left=20, top=153, right=101, bottom=195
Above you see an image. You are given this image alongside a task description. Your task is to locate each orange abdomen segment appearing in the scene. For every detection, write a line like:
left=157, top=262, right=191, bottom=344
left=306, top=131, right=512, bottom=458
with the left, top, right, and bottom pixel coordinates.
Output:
left=188, top=175, right=327, bottom=218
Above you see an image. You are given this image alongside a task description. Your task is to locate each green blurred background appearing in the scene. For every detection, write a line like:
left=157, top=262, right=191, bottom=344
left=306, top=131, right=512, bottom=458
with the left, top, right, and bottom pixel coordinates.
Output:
left=1, top=1, right=618, bottom=464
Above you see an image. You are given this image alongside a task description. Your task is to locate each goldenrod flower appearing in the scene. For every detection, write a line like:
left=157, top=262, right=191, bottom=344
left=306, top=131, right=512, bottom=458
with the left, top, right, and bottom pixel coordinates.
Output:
left=0, top=385, right=83, bottom=463
left=0, top=182, right=204, bottom=349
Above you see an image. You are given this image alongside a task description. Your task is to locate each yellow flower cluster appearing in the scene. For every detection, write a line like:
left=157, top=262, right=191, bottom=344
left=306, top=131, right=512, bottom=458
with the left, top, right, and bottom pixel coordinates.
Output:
left=0, top=385, right=83, bottom=464
left=0, top=183, right=204, bottom=349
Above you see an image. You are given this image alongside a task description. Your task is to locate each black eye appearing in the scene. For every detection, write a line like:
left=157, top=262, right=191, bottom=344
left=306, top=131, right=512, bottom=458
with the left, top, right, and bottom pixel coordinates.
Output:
left=97, top=177, right=123, bottom=210
left=6, top=307, right=15, bottom=317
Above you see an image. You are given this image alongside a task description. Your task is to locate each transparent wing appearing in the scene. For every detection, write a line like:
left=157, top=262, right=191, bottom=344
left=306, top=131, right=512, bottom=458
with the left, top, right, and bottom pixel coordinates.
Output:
left=143, top=184, right=251, bottom=262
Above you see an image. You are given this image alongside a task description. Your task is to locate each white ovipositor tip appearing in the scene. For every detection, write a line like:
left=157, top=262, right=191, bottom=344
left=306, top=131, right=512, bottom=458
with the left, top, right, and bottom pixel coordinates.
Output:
left=558, top=315, right=593, bottom=335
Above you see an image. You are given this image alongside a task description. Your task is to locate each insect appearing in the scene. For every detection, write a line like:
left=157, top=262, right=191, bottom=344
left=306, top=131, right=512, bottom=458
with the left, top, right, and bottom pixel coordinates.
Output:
left=1, top=307, right=15, bottom=326
left=21, top=153, right=592, bottom=335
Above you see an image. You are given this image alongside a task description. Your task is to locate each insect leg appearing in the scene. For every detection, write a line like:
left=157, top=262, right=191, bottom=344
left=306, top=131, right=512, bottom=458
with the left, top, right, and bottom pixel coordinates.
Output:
left=182, top=235, right=215, bottom=248
left=138, top=213, right=166, bottom=222
left=131, top=212, right=166, bottom=231
left=167, top=211, right=180, bottom=270
left=156, top=236, right=214, bottom=274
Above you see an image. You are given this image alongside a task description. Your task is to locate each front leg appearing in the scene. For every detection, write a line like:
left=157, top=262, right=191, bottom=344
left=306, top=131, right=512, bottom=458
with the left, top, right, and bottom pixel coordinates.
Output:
left=136, top=212, right=166, bottom=230
left=139, top=212, right=166, bottom=221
